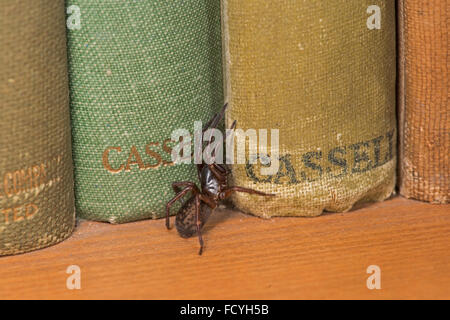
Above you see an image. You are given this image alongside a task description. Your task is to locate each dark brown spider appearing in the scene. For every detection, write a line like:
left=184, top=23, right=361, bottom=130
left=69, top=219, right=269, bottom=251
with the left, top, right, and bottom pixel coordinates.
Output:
left=165, top=103, right=274, bottom=255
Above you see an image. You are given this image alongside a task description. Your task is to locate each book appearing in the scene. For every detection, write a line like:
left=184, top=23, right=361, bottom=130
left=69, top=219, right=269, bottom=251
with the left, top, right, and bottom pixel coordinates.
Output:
left=66, top=0, right=223, bottom=223
left=398, top=0, right=449, bottom=203
left=222, top=0, right=397, bottom=217
left=0, top=0, right=75, bottom=255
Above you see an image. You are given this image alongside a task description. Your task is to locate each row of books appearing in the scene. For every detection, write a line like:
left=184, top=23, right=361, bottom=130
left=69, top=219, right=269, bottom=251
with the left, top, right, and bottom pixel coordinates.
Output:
left=0, top=0, right=447, bottom=255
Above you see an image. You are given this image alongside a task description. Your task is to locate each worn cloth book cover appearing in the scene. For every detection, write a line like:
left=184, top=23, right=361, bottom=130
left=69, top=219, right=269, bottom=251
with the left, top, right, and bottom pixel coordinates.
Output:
left=222, top=1, right=397, bottom=217
left=66, top=0, right=223, bottom=223
left=0, top=0, right=75, bottom=255
left=398, top=0, right=449, bottom=203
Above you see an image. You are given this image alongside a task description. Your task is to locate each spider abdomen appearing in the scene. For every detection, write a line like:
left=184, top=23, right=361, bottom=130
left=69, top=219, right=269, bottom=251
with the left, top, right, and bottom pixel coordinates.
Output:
left=175, top=196, right=213, bottom=238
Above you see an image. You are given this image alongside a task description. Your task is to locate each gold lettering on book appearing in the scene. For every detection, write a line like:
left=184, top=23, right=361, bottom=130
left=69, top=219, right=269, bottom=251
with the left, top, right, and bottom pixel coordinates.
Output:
left=145, top=142, right=162, bottom=169
left=125, top=146, right=145, bottom=171
left=102, top=147, right=125, bottom=173
left=3, top=163, right=47, bottom=198
left=1, top=203, right=39, bottom=224
left=103, top=139, right=175, bottom=174
left=0, top=155, right=65, bottom=225
left=162, top=139, right=175, bottom=166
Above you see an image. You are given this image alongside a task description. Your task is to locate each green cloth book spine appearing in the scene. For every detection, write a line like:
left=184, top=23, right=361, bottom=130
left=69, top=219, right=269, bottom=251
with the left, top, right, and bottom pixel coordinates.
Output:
left=66, top=0, right=223, bottom=223
left=0, top=0, right=75, bottom=255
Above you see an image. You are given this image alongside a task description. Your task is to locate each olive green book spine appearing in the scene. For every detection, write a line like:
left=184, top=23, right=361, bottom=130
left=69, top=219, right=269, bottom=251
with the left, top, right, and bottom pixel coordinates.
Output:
left=66, top=0, right=223, bottom=223
left=223, top=1, right=397, bottom=217
left=0, top=0, right=75, bottom=255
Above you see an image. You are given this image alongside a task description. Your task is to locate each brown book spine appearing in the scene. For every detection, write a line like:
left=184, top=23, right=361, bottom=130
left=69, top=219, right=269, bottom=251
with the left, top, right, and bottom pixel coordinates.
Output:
left=398, top=0, right=449, bottom=203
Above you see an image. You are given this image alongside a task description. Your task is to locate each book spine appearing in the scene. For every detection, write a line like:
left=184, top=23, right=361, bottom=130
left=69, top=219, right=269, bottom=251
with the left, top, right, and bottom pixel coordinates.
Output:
left=222, top=1, right=397, bottom=217
left=0, top=0, right=75, bottom=255
left=398, top=0, right=449, bottom=203
left=66, top=1, right=223, bottom=223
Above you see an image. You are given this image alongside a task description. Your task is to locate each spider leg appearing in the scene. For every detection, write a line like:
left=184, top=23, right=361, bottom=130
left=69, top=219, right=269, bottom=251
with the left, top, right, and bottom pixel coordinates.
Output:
left=199, top=194, right=217, bottom=209
left=220, top=186, right=275, bottom=200
left=196, top=113, right=221, bottom=176
left=172, top=182, right=197, bottom=205
left=195, top=194, right=204, bottom=255
left=203, top=103, right=228, bottom=143
left=202, top=112, right=221, bottom=133
left=166, top=184, right=197, bottom=230
left=197, top=163, right=204, bottom=182
left=227, top=119, right=237, bottom=133
left=198, top=104, right=230, bottom=176
left=208, top=164, right=227, bottom=183
left=208, top=103, right=228, bottom=131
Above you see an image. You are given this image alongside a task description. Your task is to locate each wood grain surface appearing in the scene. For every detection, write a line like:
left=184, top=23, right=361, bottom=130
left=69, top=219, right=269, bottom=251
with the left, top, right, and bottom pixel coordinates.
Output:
left=0, top=196, right=449, bottom=299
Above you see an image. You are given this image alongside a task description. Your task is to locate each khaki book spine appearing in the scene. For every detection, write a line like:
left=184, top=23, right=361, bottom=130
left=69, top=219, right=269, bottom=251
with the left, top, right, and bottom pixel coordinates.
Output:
left=222, top=1, right=397, bottom=217
left=0, top=0, right=75, bottom=255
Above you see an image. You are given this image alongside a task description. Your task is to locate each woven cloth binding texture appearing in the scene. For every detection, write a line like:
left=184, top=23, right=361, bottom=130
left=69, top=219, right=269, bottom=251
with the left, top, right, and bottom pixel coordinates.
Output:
left=223, top=0, right=397, bottom=217
left=66, top=0, right=223, bottom=223
left=0, top=0, right=75, bottom=255
left=398, top=0, right=449, bottom=203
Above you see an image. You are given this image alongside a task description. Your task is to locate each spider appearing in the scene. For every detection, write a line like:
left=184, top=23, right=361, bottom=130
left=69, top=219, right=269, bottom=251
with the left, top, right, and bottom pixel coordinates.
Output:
left=165, top=103, right=274, bottom=255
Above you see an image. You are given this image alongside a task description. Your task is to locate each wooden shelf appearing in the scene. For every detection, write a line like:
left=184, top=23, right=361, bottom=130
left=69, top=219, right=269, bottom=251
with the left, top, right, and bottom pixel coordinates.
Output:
left=0, top=196, right=449, bottom=299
